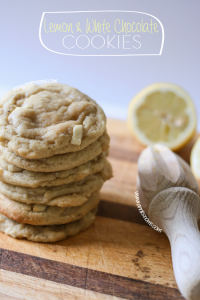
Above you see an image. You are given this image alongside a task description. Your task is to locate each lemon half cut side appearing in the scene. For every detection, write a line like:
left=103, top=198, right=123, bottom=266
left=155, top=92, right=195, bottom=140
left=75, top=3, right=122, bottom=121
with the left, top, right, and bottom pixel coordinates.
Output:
left=128, top=83, right=196, bottom=151
left=191, top=137, right=200, bottom=180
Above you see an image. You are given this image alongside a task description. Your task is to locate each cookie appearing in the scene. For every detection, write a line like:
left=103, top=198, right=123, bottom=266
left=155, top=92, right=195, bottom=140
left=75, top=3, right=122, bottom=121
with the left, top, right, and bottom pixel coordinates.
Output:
left=0, top=191, right=100, bottom=226
left=0, top=83, right=106, bottom=159
left=0, top=162, right=112, bottom=206
left=0, top=207, right=97, bottom=242
left=0, top=152, right=107, bottom=188
left=0, top=130, right=109, bottom=172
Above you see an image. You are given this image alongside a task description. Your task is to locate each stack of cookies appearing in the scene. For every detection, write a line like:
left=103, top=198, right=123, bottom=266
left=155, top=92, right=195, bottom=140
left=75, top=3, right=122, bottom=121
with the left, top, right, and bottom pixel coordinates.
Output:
left=0, top=83, right=112, bottom=242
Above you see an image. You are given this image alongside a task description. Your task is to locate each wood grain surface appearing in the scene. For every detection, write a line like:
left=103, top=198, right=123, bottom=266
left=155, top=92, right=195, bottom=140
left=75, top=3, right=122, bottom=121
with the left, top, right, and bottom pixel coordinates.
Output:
left=0, top=118, right=197, bottom=300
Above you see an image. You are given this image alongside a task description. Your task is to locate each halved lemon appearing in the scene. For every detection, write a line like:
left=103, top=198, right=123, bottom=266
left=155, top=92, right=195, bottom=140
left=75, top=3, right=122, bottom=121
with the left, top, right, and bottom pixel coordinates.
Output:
left=191, top=137, right=200, bottom=179
left=128, top=83, right=196, bottom=151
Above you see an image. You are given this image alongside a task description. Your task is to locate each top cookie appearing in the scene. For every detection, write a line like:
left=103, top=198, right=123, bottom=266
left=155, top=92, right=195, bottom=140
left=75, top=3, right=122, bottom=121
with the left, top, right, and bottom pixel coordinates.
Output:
left=0, top=83, right=106, bottom=159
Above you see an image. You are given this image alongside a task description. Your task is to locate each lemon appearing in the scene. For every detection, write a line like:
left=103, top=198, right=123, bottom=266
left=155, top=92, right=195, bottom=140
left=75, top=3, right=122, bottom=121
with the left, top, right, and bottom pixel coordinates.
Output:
left=128, top=83, right=196, bottom=151
left=191, top=137, right=200, bottom=179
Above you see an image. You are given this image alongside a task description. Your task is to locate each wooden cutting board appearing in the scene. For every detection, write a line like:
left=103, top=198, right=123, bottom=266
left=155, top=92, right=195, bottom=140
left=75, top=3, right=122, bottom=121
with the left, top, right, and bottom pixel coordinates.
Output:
left=0, top=118, right=198, bottom=300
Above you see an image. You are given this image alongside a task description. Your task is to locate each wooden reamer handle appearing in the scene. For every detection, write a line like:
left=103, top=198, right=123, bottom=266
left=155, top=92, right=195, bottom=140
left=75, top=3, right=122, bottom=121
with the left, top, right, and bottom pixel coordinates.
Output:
left=148, top=187, right=200, bottom=300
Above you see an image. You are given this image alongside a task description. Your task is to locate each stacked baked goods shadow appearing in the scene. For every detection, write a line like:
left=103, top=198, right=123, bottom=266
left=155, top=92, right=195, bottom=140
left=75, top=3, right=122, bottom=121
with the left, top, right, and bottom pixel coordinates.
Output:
left=0, top=83, right=112, bottom=242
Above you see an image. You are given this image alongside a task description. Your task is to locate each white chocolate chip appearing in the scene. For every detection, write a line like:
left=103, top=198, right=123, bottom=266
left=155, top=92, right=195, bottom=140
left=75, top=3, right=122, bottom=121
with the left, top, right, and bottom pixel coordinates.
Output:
left=14, top=107, right=24, bottom=111
left=81, top=168, right=89, bottom=174
left=23, top=105, right=33, bottom=109
left=8, top=164, right=22, bottom=172
left=33, top=204, right=47, bottom=212
left=71, top=125, right=83, bottom=145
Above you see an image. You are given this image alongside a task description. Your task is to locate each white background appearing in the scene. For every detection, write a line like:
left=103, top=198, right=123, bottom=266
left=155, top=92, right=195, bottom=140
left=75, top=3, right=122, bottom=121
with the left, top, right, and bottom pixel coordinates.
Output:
left=0, top=0, right=200, bottom=129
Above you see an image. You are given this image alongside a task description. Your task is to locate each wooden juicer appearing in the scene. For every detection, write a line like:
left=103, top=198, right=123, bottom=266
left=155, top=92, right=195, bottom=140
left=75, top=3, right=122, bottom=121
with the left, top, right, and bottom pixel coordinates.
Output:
left=137, top=144, right=200, bottom=300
